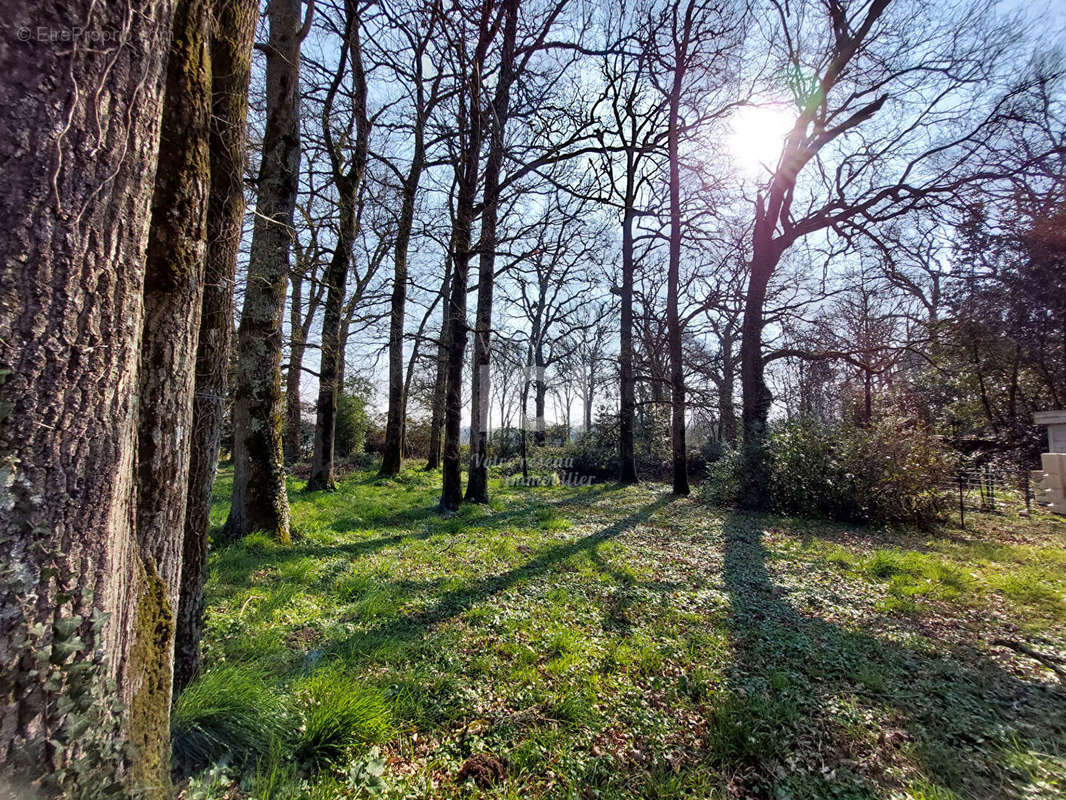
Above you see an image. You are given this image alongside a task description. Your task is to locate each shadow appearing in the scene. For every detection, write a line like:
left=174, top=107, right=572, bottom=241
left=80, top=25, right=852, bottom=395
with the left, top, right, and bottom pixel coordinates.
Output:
left=720, top=511, right=1066, bottom=798
left=329, top=481, right=617, bottom=533
left=310, top=493, right=677, bottom=665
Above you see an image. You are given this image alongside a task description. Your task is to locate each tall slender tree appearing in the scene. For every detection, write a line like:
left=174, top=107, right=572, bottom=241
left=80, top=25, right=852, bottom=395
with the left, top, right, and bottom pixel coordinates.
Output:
left=175, top=0, right=259, bottom=695
left=465, top=0, right=520, bottom=503
left=307, top=0, right=372, bottom=491
left=381, top=1, right=446, bottom=476
left=228, top=0, right=311, bottom=537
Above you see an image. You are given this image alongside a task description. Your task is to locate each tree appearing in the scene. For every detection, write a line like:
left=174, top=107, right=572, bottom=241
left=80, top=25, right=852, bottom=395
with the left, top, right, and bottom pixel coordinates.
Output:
left=593, top=5, right=667, bottom=483
left=737, top=0, right=1052, bottom=507
left=228, top=0, right=312, bottom=538
left=175, top=0, right=259, bottom=695
left=439, top=0, right=499, bottom=512
left=307, top=0, right=372, bottom=491
left=465, top=0, right=520, bottom=503
left=0, top=0, right=209, bottom=793
left=379, top=0, right=447, bottom=476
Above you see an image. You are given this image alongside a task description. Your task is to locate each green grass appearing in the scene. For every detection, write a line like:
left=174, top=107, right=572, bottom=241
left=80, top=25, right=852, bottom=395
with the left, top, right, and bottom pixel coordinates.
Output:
left=171, top=664, right=286, bottom=774
left=174, top=464, right=1066, bottom=799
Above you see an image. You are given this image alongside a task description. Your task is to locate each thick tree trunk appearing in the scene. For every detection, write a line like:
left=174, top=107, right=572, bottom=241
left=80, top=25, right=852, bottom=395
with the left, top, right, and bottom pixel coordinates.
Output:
left=619, top=209, right=638, bottom=483
left=666, top=70, right=688, bottom=496
left=0, top=0, right=181, bottom=793
left=466, top=0, right=519, bottom=504
left=133, top=0, right=213, bottom=788
left=739, top=246, right=775, bottom=509
left=175, top=0, right=257, bottom=696
left=227, top=0, right=305, bottom=541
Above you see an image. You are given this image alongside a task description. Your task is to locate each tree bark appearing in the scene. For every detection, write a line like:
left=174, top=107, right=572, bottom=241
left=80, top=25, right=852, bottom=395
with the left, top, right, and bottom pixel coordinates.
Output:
left=175, top=0, right=258, bottom=696
left=227, top=0, right=306, bottom=539
left=738, top=245, right=775, bottom=509
left=0, top=0, right=187, bottom=793
left=466, top=0, right=519, bottom=504
left=133, top=0, right=213, bottom=787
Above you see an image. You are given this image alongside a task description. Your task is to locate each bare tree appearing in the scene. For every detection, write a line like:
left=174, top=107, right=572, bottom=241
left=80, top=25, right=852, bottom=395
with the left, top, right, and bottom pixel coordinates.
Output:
left=377, top=0, right=448, bottom=475
left=307, top=0, right=372, bottom=490
left=228, top=0, right=313, bottom=538
left=737, top=0, right=1051, bottom=507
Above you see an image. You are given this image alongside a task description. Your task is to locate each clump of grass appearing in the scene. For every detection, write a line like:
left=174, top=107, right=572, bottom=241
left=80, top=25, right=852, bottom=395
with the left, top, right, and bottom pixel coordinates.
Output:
left=294, top=666, right=393, bottom=768
left=171, top=665, right=286, bottom=775
left=241, top=531, right=279, bottom=555
left=336, top=571, right=396, bottom=620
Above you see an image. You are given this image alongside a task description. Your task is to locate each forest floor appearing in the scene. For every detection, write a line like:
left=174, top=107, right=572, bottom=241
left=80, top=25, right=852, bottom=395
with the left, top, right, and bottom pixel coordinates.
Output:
left=176, top=466, right=1066, bottom=800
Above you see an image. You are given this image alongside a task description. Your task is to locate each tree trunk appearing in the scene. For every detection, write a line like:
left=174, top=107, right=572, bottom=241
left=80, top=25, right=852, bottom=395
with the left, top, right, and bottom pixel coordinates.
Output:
left=133, top=0, right=213, bottom=784
left=440, top=201, right=474, bottom=510
left=739, top=245, right=775, bottom=509
left=307, top=197, right=356, bottom=491
left=619, top=208, right=638, bottom=483
left=440, top=7, right=494, bottom=512
left=426, top=256, right=453, bottom=470
left=308, top=5, right=370, bottom=491
left=380, top=149, right=425, bottom=475
left=534, top=339, right=548, bottom=446
left=0, top=0, right=183, bottom=793
left=466, top=0, right=519, bottom=504
left=285, top=271, right=307, bottom=464
left=175, top=0, right=257, bottom=696
left=227, top=0, right=307, bottom=541
left=666, top=64, right=688, bottom=496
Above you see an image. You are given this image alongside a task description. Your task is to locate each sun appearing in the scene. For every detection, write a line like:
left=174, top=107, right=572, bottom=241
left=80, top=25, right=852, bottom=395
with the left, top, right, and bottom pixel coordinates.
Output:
left=728, top=104, right=795, bottom=177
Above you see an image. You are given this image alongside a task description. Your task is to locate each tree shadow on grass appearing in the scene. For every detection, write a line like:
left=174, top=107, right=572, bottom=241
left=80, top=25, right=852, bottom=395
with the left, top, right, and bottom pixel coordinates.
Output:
left=310, top=493, right=677, bottom=665
left=329, top=481, right=617, bottom=533
left=720, top=511, right=1066, bottom=799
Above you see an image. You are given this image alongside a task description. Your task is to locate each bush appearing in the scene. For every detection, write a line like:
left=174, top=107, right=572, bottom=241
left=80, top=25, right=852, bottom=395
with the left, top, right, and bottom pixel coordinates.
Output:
left=171, top=665, right=287, bottom=775
left=699, top=447, right=743, bottom=507
left=336, top=377, right=372, bottom=458
left=768, top=417, right=951, bottom=524
left=701, top=417, right=952, bottom=524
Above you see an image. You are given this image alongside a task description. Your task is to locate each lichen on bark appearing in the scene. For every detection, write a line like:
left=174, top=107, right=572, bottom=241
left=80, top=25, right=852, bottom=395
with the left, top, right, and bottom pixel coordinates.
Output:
left=126, top=561, right=174, bottom=798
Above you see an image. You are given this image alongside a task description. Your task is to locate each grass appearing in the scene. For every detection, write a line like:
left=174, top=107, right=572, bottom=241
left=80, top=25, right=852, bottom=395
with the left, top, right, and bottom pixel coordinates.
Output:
left=174, top=464, right=1066, bottom=799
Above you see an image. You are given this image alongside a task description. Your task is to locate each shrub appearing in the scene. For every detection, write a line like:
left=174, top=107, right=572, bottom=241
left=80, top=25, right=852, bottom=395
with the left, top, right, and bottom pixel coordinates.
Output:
left=701, top=417, right=952, bottom=524
left=769, top=417, right=951, bottom=524
left=171, top=665, right=286, bottom=775
left=699, top=447, right=742, bottom=507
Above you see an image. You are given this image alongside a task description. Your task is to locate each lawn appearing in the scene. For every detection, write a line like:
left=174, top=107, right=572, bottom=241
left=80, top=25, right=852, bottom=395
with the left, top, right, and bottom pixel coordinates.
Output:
left=175, top=466, right=1066, bottom=799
